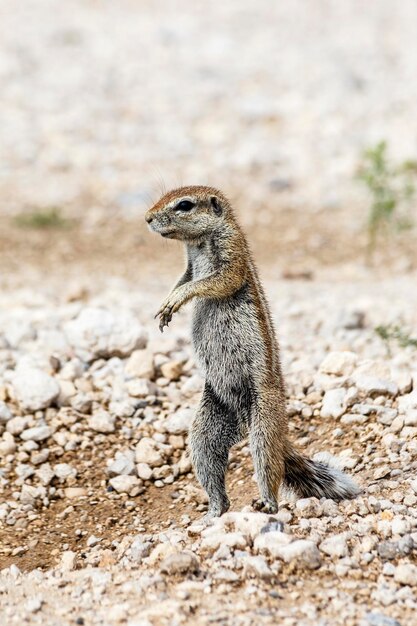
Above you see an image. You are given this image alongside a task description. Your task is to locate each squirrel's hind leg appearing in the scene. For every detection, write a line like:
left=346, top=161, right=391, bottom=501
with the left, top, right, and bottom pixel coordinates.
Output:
left=189, top=383, right=240, bottom=518
left=250, top=391, right=286, bottom=514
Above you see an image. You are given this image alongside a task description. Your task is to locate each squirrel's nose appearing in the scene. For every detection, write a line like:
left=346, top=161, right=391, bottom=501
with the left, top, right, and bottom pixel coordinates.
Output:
left=145, top=213, right=153, bottom=224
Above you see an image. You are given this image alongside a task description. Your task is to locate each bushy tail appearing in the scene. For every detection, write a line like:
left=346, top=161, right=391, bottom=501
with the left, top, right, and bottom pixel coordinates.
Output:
left=283, top=447, right=361, bottom=501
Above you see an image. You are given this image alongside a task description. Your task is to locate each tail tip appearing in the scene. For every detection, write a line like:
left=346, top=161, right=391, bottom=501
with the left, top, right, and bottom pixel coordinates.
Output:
left=313, top=451, right=362, bottom=500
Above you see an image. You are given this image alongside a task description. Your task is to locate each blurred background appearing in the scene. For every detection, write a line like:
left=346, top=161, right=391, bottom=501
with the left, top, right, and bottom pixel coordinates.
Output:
left=1, top=0, right=417, bottom=287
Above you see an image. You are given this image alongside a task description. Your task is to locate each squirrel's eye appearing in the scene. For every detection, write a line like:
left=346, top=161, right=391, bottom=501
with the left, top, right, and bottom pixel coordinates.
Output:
left=175, top=200, right=195, bottom=212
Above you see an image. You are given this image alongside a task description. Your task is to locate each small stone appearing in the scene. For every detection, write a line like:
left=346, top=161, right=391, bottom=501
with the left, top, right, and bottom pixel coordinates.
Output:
left=8, top=564, right=21, bottom=578
left=25, top=597, right=43, bottom=613
left=20, top=425, right=51, bottom=442
left=0, top=401, right=12, bottom=423
left=394, top=563, right=417, bottom=586
left=398, top=389, right=417, bottom=413
left=341, top=413, right=368, bottom=424
left=243, top=555, right=274, bottom=579
left=260, top=521, right=285, bottom=533
left=0, top=432, right=16, bottom=456
left=377, top=408, right=398, bottom=426
left=390, top=416, right=404, bottom=433
left=135, top=437, right=164, bottom=467
left=160, top=360, right=183, bottom=381
left=54, top=463, right=77, bottom=481
left=220, top=511, right=273, bottom=539
left=284, top=540, right=322, bottom=569
left=109, top=475, right=141, bottom=496
left=87, top=535, right=101, bottom=547
left=168, top=434, right=185, bottom=449
left=7, top=416, right=28, bottom=435
left=373, top=466, right=391, bottom=480
left=254, top=531, right=292, bottom=557
left=60, top=550, right=77, bottom=571
left=59, top=359, right=84, bottom=381
left=181, top=374, right=203, bottom=396
left=319, top=351, right=357, bottom=376
left=31, top=449, right=50, bottom=465
left=364, top=613, right=401, bottom=626
left=109, top=399, right=136, bottom=418
left=64, top=487, right=87, bottom=498
left=164, top=408, right=194, bottom=435
left=36, top=463, right=55, bottom=486
left=404, top=410, right=417, bottom=426
left=160, top=551, right=199, bottom=575
left=129, top=538, right=152, bottom=563
left=125, top=349, right=155, bottom=379
left=213, top=568, right=240, bottom=583
left=89, top=411, right=115, bottom=433
left=125, top=379, right=152, bottom=398
left=392, top=371, right=413, bottom=395
left=136, top=463, right=153, bottom=480
left=178, top=452, right=192, bottom=474
left=107, top=451, right=135, bottom=476
left=20, top=484, right=44, bottom=505
left=391, top=517, right=410, bottom=536
left=397, top=535, right=414, bottom=556
left=382, top=563, right=396, bottom=577
left=64, top=307, right=147, bottom=360
left=354, top=375, right=398, bottom=397
left=12, top=367, right=59, bottom=411
left=70, top=394, right=92, bottom=414
left=257, top=535, right=321, bottom=569
left=201, top=531, right=247, bottom=552
left=58, top=380, right=77, bottom=404
left=321, top=388, right=346, bottom=418
left=295, top=497, right=323, bottom=518
left=319, top=533, right=349, bottom=558
left=377, top=542, right=399, bottom=561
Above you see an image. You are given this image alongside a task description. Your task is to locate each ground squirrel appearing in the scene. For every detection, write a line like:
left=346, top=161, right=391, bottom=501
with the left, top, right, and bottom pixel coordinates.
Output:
left=145, top=185, right=360, bottom=517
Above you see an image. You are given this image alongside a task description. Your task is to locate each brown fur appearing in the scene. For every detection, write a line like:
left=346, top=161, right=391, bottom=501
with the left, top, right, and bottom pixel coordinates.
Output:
left=146, top=186, right=360, bottom=516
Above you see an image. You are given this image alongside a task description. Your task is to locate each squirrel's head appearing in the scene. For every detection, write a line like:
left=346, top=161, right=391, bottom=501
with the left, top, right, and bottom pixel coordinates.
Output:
left=145, top=185, right=230, bottom=242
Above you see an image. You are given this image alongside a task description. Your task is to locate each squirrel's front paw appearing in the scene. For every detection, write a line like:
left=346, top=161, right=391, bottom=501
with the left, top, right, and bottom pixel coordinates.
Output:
left=155, top=291, right=183, bottom=332
left=156, top=304, right=173, bottom=332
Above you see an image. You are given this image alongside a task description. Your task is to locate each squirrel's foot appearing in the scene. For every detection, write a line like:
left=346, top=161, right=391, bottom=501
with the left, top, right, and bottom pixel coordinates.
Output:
left=155, top=289, right=185, bottom=332
left=252, top=498, right=278, bottom=514
left=197, top=507, right=227, bottom=526
left=196, top=511, right=220, bottom=527
left=198, top=497, right=230, bottom=524
left=155, top=302, right=175, bottom=332
left=157, top=309, right=173, bottom=332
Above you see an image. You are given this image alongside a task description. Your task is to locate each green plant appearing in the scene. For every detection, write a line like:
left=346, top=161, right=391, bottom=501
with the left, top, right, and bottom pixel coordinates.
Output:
left=357, top=141, right=417, bottom=262
left=375, top=323, right=417, bottom=355
left=14, top=207, right=69, bottom=229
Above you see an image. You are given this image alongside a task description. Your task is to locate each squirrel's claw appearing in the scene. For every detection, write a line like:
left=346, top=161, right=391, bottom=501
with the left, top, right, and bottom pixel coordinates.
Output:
left=156, top=289, right=184, bottom=332
left=157, top=305, right=174, bottom=332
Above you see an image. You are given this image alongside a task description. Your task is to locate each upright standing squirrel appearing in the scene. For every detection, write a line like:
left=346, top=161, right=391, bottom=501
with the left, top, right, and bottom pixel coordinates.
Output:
left=146, top=186, right=360, bottom=517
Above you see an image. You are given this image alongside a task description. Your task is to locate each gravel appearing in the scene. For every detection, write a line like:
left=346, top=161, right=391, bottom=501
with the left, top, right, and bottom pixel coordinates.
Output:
left=0, top=276, right=416, bottom=624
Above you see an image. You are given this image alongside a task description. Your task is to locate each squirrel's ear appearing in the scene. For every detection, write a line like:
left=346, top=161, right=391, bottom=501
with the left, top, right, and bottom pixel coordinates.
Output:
left=210, top=196, right=222, bottom=216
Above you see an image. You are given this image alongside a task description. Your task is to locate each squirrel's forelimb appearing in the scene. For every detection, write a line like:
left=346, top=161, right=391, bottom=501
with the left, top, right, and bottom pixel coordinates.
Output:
left=157, top=255, right=246, bottom=331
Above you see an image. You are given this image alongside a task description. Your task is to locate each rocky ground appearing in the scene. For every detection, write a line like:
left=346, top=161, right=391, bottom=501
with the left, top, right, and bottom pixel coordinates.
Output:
left=1, top=271, right=417, bottom=626
left=1, top=1, right=417, bottom=624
